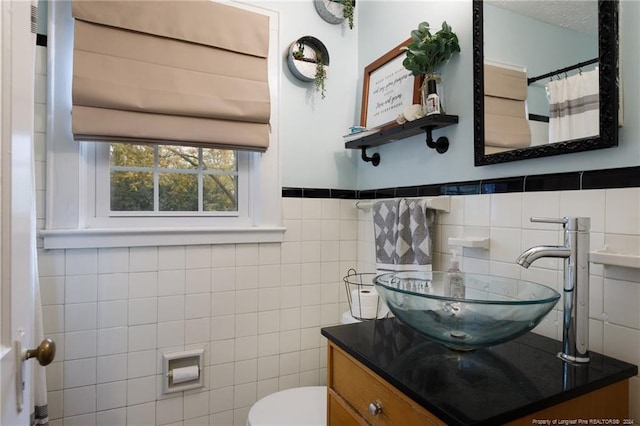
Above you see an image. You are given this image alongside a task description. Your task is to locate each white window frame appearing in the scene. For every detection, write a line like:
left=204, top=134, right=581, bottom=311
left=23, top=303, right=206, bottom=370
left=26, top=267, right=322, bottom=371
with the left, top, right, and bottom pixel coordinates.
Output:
left=41, top=0, right=283, bottom=249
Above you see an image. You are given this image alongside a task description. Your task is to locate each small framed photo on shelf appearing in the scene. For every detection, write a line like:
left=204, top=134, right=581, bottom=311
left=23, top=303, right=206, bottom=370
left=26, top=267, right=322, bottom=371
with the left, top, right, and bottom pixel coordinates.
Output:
left=360, top=38, right=422, bottom=130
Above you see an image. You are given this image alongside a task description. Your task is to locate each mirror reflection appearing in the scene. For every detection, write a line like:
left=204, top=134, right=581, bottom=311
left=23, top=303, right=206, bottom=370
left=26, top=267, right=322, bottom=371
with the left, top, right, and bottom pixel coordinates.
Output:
left=473, top=0, right=619, bottom=166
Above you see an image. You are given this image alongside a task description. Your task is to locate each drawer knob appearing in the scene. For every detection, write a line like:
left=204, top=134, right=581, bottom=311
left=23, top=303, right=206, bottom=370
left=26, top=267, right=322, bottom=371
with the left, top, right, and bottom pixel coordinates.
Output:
left=368, top=401, right=383, bottom=416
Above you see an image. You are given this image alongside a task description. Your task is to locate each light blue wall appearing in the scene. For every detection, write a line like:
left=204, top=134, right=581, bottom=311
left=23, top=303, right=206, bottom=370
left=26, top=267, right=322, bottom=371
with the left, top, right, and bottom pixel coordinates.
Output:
left=483, top=4, right=597, bottom=74
left=484, top=4, right=597, bottom=117
left=40, top=0, right=361, bottom=190
left=38, top=0, right=48, bottom=35
left=256, top=1, right=360, bottom=189
left=41, top=0, right=640, bottom=190
left=353, top=0, right=640, bottom=190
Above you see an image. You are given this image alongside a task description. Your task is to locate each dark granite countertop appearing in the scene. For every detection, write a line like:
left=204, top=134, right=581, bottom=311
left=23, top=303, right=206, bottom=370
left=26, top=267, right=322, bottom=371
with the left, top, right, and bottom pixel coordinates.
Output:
left=321, top=318, right=638, bottom=426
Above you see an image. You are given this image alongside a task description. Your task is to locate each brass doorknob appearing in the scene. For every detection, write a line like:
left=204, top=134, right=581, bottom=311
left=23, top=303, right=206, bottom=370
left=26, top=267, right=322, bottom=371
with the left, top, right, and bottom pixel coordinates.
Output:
left=25, top=338, right=56, bottom=366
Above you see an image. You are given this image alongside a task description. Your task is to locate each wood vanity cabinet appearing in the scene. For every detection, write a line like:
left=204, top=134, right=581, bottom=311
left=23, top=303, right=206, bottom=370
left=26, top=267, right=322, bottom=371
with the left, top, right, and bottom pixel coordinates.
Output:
left=327, top=341, right=445, bottom=426
left=327, top=341, right=630, bottom=426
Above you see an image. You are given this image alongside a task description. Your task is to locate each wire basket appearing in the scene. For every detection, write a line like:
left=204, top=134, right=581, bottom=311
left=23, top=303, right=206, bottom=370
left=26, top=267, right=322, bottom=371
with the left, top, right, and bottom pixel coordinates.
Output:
left=343, top=268, right=384, bottom=320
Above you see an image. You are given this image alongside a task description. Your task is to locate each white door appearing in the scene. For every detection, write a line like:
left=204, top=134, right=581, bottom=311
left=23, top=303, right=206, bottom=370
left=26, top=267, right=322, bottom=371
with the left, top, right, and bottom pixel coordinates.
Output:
left=1, top=0, right=38, bottom=424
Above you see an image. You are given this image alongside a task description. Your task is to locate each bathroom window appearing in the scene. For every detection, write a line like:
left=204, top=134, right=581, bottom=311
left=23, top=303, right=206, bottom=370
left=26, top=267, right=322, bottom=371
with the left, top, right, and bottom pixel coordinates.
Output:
left=84, top=140, right=260, bottom=231
left=42, top=1, right=283, bottom=249
left=41, top=139, right=282, bottom=248
left=107, top=143, right=242, bottom=215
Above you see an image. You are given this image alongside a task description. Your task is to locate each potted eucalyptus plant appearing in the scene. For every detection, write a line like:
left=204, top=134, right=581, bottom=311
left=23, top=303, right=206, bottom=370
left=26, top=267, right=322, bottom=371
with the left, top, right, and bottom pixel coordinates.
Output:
left=402, top=21, right=460, bottom=113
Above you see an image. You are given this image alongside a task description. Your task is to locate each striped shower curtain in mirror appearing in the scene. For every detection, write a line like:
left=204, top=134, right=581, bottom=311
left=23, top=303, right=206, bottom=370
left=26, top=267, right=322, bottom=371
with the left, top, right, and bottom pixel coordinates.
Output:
left=547, top=68, right=599, bottom=143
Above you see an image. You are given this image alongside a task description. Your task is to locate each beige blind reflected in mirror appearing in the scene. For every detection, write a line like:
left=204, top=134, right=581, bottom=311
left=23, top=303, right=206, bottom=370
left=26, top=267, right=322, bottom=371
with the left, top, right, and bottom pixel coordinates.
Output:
left=484, top=64, right=531, bottom=154
left=72, top=0, right=271, bottom=152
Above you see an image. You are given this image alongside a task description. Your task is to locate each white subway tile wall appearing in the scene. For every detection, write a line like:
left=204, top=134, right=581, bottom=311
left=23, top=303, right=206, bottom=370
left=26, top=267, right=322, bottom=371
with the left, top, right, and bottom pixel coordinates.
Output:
left=34, top=45, right=638, bottom=425
left=40, top=202, right=353, bottom=425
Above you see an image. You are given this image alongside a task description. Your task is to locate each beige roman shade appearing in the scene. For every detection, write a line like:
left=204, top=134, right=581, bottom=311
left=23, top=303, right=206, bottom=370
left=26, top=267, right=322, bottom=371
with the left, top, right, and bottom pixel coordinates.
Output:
left=484, top=64, right=531, bottom=151
left=72, top=0, right=271, bottom=152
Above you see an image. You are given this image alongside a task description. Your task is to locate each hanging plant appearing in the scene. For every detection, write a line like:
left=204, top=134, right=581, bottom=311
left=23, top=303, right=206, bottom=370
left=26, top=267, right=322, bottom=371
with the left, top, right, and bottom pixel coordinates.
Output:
left=315, top=52, right=327, bottom=99
left=330, top=0, right=355, bottom=29
left=292, top=42, right=305, bottom=60
left=287, top=36, right=330, bottom=98
left=342, top=0, right=354, bottom=29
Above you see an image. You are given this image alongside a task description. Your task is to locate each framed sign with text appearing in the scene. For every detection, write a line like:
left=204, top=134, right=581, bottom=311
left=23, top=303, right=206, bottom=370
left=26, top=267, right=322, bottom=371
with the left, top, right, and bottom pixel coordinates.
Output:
left=360, top=38, right=422, bottom=130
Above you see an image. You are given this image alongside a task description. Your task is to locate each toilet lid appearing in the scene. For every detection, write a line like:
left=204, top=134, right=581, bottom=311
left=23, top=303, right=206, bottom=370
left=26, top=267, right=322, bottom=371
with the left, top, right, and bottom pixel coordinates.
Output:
left=247, top=386, right=326, bottom=426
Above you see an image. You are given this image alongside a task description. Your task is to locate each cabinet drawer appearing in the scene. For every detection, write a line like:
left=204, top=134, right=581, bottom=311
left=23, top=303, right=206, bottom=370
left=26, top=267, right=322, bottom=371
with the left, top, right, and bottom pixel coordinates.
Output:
left=327, top=390, right=366, bottom=426
left=328, top=343, right=445, bottom=426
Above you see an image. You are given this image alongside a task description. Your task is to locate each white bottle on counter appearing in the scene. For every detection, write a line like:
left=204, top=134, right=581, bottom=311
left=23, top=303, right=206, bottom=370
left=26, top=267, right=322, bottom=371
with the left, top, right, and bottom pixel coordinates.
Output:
left=446, top=250, right=465, bottom=299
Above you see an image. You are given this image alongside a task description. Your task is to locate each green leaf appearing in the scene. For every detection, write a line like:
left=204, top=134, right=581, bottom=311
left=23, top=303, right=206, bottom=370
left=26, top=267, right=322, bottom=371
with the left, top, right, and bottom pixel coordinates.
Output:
left=418, top=21, right=430, bottom=34
left=408, top=47, right=426, bottom=57
left=402, top=20, right=460, bottom=76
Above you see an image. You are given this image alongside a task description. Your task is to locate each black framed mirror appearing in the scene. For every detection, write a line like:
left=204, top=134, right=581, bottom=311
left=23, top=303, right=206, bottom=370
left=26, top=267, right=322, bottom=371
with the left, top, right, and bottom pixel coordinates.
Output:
left=473, top=0, right=619, bottom=166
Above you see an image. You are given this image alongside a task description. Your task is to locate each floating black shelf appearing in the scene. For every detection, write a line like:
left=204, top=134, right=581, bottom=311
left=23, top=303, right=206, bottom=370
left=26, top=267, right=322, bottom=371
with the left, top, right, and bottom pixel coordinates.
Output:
left=345, top=114, right=459, bottom=166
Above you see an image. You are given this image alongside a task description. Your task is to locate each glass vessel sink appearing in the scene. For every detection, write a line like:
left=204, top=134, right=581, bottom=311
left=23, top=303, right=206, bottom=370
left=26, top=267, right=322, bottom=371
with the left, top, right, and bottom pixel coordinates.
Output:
left=375, top=271, right=560, bottom=351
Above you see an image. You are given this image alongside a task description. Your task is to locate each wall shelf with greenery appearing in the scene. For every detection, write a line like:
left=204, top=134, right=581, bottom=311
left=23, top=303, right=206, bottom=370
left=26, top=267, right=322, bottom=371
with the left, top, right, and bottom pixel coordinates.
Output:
left=286, top=36, right=329, bottom=98
left=345, top=114, right=459, bottom=166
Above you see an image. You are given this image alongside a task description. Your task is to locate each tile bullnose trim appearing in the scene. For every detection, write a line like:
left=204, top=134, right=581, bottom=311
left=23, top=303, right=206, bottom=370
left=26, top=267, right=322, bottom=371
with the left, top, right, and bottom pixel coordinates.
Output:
left=36, top=34, right=47, bottom=47
left=281, top=166, right=640, bottom=199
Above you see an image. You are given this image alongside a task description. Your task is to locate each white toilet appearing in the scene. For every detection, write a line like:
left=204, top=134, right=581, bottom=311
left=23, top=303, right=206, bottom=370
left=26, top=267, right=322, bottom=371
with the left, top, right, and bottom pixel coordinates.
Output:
left=246, top=386, right=327, bottom=426
left=246, top=311, right=361, bottom=426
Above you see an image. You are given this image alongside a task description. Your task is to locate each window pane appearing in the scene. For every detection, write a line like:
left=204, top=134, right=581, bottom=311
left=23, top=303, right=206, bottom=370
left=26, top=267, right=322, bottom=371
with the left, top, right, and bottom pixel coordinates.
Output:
left=159, top=173, right=198, bottom=211
left=109, top=144, right=240, bottom=214
left=202, top=149, right=237, bottom=172
left=110, top=143, right=154, bottom=168
left=203, top=174, right=237, bottom=211
left=159, top=146, right=199, bottom=170
left=110, top=171, right=153, bottom=211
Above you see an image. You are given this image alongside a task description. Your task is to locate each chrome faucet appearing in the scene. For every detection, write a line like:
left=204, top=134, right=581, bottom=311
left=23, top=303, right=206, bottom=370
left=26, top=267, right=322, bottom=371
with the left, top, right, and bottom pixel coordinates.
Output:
left=516, top=217, right=591, bottom=364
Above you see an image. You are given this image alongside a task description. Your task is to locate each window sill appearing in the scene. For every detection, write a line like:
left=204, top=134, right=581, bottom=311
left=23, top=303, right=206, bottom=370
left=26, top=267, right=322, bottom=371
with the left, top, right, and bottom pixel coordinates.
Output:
left=40, top=226, right=286, bottom=249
